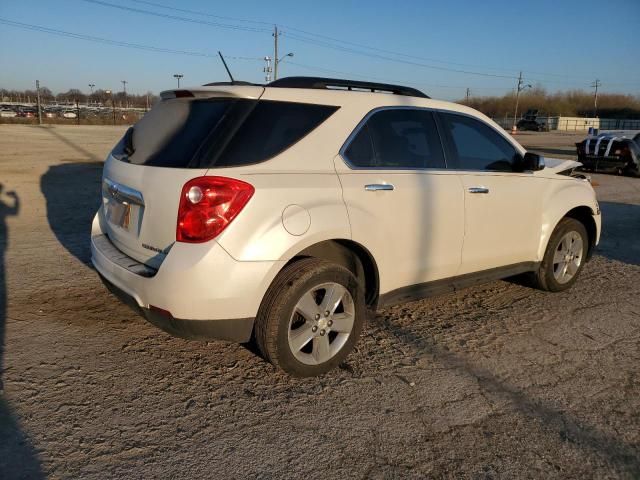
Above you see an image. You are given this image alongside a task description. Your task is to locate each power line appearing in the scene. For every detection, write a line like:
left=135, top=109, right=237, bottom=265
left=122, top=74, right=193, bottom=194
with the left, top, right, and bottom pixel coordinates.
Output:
left=285, top=33, right=640, bottom=87
left=130, top=0, right=273, bottom=27
left=0, top=18, right=263, bottom=61
left=283, top=33, right=518, bottom=79
left=286, top=60, right=510, bottom=91
left=118, top=0, right=639, bottom=85
left=121, top=0, right=595, bottom=82
left=76, top=0, right=525, bottom=81
left=80, top=0, right=271, bottom=33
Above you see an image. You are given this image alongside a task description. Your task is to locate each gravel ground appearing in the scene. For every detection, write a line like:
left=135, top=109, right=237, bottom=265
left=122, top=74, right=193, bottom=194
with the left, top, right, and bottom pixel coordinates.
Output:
left=0, top=126, right=638, bottom=479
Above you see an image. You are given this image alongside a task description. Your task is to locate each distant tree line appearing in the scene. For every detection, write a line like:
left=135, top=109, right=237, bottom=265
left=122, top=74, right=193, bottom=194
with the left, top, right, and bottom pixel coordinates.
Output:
left=462, top=87, right=640, bottom=119
left=0, top=87, right=159, bottom=109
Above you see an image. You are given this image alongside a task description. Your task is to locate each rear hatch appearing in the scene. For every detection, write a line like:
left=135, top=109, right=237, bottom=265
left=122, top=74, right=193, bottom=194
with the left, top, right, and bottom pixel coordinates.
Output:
left=101, top=85, right=264, bottom=268
left=101, top=84, right=340, bottom=269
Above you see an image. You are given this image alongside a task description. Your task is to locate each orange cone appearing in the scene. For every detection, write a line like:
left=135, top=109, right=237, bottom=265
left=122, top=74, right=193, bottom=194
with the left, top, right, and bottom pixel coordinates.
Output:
left=511, top=125, right=517, bottom=135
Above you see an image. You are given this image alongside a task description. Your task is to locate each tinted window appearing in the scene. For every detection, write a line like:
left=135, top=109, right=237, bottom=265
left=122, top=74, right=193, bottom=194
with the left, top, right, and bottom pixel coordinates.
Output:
left=115, top=99, right=235, bottom=168
left=441, top=113, right=520, bottom=171
left=344, top=124, right=375, bottom=166
left=216, top=101, right=338, bottom=167
left=113, top=99, right=338, bottom=168
left=344, top=109, right=445, bottom=169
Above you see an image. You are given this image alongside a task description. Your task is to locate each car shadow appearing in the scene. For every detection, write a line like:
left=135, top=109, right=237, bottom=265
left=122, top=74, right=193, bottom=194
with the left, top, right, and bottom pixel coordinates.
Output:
left=39, top=125, right=102, bottom=162
left=597, top=201, right=640, bottom=265
left=40, top=162, right=103, bottom=267
left=379, top=314, right=640, bottom=477
left=0, top=184, right=45, bottom=478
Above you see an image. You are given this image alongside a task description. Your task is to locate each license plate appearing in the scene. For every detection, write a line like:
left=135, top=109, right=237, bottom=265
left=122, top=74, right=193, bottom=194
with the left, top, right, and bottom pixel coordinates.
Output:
left=106, top=199, right=132, bottom=230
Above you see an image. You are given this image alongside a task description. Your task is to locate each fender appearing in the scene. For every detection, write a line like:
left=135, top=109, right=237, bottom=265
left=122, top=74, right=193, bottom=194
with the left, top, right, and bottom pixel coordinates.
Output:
left=537, top=181, right=600, bottom=261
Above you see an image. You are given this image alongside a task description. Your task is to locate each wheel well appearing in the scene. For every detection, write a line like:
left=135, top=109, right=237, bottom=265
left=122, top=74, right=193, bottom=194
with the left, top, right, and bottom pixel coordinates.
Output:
left=285, top=240, right=380, bottom=308
left=564, top=206, right=597, bottom=259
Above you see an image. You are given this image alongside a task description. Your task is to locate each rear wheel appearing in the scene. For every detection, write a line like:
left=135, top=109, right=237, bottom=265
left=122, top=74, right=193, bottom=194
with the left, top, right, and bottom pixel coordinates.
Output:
left=254, top=258, right=365, bottom=377
left=532, top=217, right=588, bottom=292
left=623, top=164, right=640, bottom=177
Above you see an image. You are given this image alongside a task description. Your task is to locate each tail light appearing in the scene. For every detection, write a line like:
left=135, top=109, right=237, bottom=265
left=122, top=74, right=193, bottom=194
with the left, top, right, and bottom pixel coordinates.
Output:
left=177, top=176, right=254, bottom=243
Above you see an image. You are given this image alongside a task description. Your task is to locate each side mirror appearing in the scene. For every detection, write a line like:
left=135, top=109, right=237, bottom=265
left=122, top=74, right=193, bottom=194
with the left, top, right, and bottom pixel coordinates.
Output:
left=522, top=152, right=545, bottom=171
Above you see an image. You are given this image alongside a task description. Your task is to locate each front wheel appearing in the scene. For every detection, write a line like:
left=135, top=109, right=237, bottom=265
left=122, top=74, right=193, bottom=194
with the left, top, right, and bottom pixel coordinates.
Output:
left=254, top=258, right=365, bottom=377
left=532, top=217, right=588, bottom=292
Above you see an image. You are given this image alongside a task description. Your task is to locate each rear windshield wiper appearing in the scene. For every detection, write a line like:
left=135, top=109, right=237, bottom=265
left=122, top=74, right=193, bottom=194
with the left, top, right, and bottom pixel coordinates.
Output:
left=113, top=127, right=135, bottom=163
left=123, top=126, right=135, bottom=156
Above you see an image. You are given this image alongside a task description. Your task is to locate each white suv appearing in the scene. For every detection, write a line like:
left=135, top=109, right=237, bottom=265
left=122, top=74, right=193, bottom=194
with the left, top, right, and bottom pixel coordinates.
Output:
left=91, top=77, right=601, bottom=376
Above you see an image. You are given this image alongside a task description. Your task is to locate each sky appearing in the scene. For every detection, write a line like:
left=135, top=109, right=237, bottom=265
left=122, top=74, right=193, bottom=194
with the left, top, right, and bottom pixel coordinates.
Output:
left=1, top=0, right=639, bottom=101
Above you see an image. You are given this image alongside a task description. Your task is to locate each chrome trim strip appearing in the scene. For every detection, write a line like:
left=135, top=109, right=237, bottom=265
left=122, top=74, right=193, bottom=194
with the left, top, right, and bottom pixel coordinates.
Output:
left=338, top=106, right=524, bottom=172
left=103, top=177, right=144, bottom=206
left=365, top=183, right=395, bottom=191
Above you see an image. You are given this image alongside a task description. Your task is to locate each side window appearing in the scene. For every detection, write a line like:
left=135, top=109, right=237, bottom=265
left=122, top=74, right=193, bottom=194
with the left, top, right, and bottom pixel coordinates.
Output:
left=440, top=112, right=520, bottom=171
left=344, top=109, right=445, bottom=169
left=344, top=124, right=375, bottom=166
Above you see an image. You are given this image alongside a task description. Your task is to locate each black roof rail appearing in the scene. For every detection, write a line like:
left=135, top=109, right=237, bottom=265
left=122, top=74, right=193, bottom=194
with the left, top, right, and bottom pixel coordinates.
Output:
left=268, top=76, right=429, bottom=99
left=202, top=81, right=260, bottom=87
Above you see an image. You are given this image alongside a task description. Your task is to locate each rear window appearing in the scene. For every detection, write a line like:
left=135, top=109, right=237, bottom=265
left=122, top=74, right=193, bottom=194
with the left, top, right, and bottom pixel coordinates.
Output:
left=112, top=98, right=338, bottom=168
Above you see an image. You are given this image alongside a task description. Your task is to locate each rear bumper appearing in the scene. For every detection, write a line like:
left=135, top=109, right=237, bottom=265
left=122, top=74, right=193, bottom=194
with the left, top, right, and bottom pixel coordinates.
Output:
left=98, top=273, right=254, bottom=342
left=91, top=211, right=284, bottom=342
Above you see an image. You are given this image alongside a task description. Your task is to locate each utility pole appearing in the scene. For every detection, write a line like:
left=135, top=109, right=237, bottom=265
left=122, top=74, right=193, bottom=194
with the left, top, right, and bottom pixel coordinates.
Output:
left=591, top=79, right=601, bottom=118
left=465, top=87, right=471, bottom=104
left=512, top=71, right=531, bottom=131
left=88, top=83, right=95, bottom=106
left=173, top=74, right=183, bottom=88
left=263, top=56, right=272, bottom=82
left=273, top=25, right=280, bottom=80
left=121, top=80, right=128, bottom=109
left=106, top=90, right=115, bottom=125
left=35, top=79, right=42, bottom=125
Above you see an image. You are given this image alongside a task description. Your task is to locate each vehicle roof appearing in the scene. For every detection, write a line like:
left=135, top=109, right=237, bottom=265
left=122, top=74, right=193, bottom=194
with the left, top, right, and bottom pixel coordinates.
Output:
left=157, top=77, right=526, bottom=171
left=160, top=82, right=485, bottom=119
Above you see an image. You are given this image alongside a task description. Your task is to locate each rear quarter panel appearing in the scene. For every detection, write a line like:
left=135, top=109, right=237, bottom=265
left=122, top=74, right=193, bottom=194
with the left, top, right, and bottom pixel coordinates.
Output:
left=214, top=171, right=351, bottom=262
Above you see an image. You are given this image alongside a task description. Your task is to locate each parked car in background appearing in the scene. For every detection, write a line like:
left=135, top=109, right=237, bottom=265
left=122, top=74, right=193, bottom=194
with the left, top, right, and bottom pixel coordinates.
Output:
left=92, top=76, right=601, bottom=376
left=0, top=108, right=17, bottom=118
left=517, top=109, right=546, bottom=132
left=576, top=130, right=640, bottom=177
left=16, top=109, right=35, bottom=118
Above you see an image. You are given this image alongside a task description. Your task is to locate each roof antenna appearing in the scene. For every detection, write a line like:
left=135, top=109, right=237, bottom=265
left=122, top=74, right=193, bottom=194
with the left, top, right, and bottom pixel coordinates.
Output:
left=218, top=51, right=235, bottom=83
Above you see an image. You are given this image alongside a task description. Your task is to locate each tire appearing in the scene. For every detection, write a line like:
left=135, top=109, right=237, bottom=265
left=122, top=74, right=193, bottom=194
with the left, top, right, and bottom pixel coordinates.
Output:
left=254, top=258, right=365, bottom=377
left=623, top=165, right=640, bottom=178
left=532, top=217, right=589, bottom=292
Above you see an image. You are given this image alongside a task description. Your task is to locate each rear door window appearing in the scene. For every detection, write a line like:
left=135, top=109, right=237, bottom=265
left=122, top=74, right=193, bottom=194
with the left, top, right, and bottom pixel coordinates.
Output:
left=112, top=99, right=338, bottom=168
left=343, top=108, right=445, bottom=169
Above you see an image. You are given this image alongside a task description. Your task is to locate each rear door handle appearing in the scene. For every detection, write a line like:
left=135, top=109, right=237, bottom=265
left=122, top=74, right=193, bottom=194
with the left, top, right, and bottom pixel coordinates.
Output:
left=468, top=186, right=489, bottom=194
left=365, top=184, right=394, bottom=191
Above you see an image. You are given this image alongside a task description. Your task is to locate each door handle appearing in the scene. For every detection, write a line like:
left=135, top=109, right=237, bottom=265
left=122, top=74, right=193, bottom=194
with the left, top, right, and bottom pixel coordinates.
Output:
left=468, top=186, right=489, bottom=194
left=365, top=184, right=394, bottom=191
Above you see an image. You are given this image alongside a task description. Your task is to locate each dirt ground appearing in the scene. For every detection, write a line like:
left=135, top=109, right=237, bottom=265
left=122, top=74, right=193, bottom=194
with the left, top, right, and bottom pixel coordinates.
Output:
left=0, top=125, right=638, bottom=479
